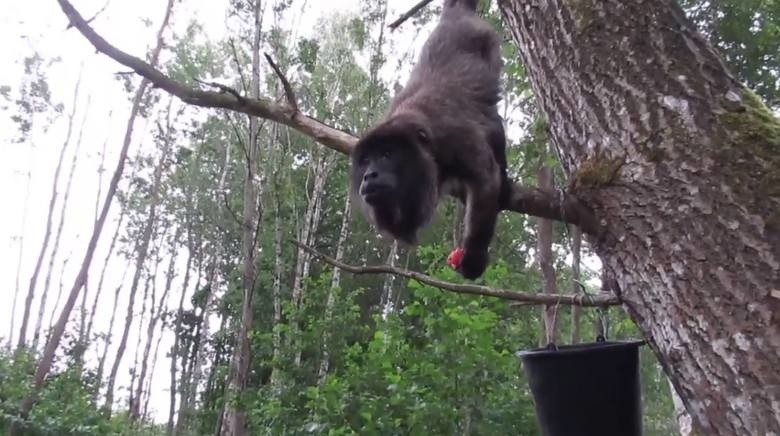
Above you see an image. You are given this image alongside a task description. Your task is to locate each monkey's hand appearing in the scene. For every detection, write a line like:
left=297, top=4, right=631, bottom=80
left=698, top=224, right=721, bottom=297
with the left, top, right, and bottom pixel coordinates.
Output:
left=447, top=247, right=465, bottom=270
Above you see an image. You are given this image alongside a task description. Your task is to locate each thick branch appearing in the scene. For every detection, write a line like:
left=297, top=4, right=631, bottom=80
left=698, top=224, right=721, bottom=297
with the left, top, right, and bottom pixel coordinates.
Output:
left=56, top=0, right=355, bottom=154
left=56, top=0, right=599, bottom=233
left=295, top=241, right=620, bottom=307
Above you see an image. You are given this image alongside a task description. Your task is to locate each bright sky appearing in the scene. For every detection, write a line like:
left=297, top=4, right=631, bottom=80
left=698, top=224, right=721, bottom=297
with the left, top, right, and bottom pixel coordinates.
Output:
left=0, top=0, right=600, bottom=425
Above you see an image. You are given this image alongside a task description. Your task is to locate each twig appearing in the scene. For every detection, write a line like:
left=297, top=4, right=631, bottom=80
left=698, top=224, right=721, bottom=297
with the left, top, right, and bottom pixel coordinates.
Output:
left=294, top=241, right=620, bottom=307
left=389, top=0, right=435, bottom=30
left=264, top=53, right=298, bottom=113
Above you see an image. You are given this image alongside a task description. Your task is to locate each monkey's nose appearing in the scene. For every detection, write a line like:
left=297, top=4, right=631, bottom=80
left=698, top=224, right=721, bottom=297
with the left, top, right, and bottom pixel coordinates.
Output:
left=363, top=170, right=378, bottom=181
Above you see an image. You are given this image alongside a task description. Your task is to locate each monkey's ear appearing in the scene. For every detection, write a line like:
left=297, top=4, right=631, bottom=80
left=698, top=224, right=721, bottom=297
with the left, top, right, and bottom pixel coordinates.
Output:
left=416, top=129, right=430, bottom=144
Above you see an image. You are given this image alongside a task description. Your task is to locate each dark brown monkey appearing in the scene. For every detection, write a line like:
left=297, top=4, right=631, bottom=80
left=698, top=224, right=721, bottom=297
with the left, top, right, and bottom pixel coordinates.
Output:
left=350, top=0, right=509, bottom=279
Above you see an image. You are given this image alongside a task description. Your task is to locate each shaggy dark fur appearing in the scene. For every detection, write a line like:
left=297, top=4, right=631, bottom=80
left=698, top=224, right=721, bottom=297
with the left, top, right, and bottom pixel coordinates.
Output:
left=350, top=0, right=508, bottom=279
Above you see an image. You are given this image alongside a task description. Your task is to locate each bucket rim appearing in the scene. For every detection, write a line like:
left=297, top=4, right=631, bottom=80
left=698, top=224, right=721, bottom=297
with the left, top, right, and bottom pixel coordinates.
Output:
left=516, top=339, right=645, bottom=358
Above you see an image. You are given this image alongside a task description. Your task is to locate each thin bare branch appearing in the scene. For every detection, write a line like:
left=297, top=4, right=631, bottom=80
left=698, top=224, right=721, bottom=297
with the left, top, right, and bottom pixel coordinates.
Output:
left=228, top=38, right=249, bottom=95
left=388, top=0, right=434, bottom=30
left=264, top=53, right=298, bottom=113
left=294, top=241, right=620, bottom=307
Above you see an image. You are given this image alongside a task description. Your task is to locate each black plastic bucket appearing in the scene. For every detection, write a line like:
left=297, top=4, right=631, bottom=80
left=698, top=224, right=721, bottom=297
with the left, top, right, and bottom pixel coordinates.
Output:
left=517, top=340, right=645, bottom=436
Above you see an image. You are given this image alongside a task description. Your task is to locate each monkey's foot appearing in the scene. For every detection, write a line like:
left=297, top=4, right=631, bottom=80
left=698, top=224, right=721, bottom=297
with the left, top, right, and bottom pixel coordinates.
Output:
left=448, top=247, right=488, bottom=279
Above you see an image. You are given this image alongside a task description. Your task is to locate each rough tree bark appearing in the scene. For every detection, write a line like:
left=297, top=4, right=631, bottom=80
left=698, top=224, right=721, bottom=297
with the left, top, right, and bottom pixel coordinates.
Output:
left=499, top=0, right=780, bottom=433
left=670, top=378, right=697, bottom=436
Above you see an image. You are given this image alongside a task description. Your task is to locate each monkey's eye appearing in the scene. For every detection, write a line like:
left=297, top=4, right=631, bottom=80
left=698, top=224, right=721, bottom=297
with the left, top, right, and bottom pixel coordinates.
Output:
left=380, top=149, right=392, bottom=159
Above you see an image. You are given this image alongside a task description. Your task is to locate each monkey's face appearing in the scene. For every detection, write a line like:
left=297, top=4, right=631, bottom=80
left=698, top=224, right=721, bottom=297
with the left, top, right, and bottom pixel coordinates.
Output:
left=350, top=121, right=439, bottom=243
left=354, top=144, right=405, bottom=207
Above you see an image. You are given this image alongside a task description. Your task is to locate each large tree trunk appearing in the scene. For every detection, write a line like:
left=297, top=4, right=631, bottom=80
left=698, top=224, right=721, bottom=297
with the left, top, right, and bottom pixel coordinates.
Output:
left=499, top=0, right=780, bottom=433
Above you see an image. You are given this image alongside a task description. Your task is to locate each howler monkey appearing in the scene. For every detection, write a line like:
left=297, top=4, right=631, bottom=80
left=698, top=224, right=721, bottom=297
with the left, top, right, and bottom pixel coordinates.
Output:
left=350, top=0, right=509, bottom=280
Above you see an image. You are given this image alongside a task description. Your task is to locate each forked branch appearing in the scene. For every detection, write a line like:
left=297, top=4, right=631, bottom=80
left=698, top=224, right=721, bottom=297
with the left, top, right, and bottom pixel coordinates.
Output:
left=56, top=0, right=600, bottom=234
left=294, top=241, right=620, bottom=307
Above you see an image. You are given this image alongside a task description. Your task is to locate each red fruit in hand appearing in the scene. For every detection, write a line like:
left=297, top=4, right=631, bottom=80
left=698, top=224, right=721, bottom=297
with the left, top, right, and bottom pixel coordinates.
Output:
left=447, top=247, right=465, bottom=269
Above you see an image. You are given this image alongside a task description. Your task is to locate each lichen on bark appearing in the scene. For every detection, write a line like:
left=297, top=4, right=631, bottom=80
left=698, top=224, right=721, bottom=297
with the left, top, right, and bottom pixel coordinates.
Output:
left=717, top=88, right=780, bottom=226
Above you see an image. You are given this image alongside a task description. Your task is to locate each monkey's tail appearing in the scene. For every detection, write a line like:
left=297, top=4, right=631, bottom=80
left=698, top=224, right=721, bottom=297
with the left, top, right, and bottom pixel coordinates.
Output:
left=444, top=0, right=479, bottom=11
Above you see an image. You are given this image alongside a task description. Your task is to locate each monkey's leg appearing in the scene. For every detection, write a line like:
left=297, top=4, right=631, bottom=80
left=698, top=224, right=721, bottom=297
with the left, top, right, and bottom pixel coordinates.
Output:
left=458, top=182, right=500, bottom=279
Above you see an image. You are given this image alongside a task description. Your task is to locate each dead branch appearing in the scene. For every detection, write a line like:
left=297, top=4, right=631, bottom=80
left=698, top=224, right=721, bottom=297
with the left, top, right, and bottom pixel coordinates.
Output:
left=389, top=0, right=435, bottom=30
left=264, top=53, right=299, bottom=113
left=228, top=38, right=249, bottom=95
left=294, top=241, right=620, bottom=307
left=56, top=0, right=600, bottom=234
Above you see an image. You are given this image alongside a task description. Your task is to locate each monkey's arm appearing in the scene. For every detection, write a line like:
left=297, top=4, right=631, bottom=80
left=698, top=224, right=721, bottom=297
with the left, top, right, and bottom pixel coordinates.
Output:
left=457, top=180, right=501, bottom=279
